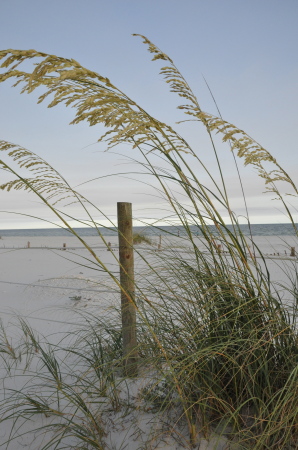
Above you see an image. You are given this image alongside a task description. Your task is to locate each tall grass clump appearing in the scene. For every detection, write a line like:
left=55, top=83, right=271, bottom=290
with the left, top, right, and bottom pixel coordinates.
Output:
left=0, top=35, right=297, bottom=449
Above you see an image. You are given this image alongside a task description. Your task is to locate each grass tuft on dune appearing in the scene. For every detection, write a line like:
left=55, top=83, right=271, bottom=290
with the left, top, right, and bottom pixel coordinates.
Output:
left=0, top=36, right=297, bottom=449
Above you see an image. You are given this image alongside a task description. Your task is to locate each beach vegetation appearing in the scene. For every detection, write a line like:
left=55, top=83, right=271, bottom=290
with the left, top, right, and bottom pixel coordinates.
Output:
left=132, top=233, right=152, bottom=246
left=0, top=36, right=297, bottom=449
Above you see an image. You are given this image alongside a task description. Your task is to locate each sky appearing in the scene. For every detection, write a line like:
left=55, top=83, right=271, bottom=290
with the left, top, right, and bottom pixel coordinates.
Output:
left=0, top=0, right=297, bottom=228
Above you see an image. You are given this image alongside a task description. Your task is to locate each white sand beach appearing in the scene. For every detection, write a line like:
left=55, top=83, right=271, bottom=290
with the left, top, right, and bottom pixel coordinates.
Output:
left=0, top=234, right=297, bottom=449
left=0, top=234, right=297, bottom=325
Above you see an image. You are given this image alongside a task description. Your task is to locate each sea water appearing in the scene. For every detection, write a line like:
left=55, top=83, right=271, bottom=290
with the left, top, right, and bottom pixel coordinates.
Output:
left=0, top=223, right=297, bottom=237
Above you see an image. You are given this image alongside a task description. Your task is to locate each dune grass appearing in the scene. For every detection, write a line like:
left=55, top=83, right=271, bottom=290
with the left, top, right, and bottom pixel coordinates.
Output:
left=0, top=36, right=297, bottom=449
left=133, top=233, right=153, bottom=246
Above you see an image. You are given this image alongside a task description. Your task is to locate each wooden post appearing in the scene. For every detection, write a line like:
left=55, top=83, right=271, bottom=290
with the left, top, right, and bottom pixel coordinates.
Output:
left=158, top=235, right=162, bottom=250
left=290, top=247, right=295, bottom=257
left=27, top=241, right=30, bottom=248
left=63, top=243, right=66, bottom=250
left=117, top=202, right=138, bottom=377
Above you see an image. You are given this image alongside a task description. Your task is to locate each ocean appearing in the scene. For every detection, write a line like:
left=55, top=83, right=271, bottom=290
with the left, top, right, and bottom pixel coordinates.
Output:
left=0, top=223, right=297, bottom=237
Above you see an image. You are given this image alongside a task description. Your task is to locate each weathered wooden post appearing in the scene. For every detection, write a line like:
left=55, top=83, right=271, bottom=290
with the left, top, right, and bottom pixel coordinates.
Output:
left=117, top=202, right=138, bottom=377
left=290, top=247, right=295, bottom=257
left=158, top=235, right=162, bottom=250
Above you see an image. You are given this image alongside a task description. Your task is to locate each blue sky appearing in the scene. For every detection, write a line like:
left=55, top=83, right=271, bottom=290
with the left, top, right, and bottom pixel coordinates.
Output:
left=0, top=0, right=297, bottom=228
